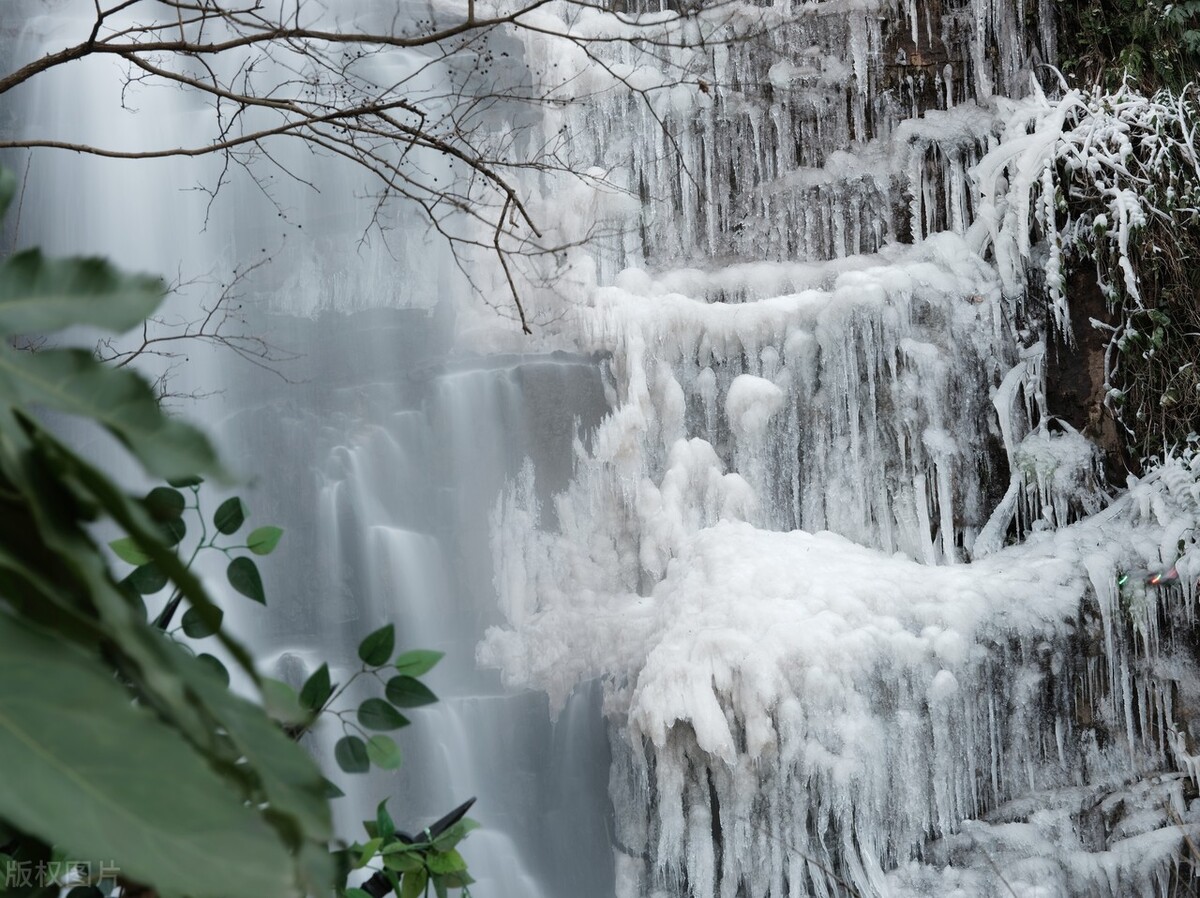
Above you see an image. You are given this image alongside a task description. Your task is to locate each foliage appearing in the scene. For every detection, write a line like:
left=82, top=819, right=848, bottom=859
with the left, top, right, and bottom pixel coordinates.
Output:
left=344, top=798, right=477, bottom=898
left=1059, top=0, right=1200, bottom=91
left=0, top=168, right=471, bottom=898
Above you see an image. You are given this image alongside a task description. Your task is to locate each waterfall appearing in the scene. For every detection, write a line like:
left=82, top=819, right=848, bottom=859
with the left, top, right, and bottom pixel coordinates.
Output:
left=1, top=5, right=618, bottom=897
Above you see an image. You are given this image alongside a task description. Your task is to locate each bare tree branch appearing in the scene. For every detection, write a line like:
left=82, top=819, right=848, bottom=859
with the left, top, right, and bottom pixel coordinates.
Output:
left=1, top=0, right=777, bottom=331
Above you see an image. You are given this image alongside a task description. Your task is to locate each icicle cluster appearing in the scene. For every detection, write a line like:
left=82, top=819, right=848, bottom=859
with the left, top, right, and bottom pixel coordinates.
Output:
left=484, top=431, right=1200, bottom=896
left=515, top=0, right=1055, bottom=274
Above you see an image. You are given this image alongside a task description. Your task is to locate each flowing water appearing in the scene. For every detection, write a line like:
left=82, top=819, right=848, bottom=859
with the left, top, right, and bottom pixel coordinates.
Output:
left=6, top=1, right=1200, bottom=897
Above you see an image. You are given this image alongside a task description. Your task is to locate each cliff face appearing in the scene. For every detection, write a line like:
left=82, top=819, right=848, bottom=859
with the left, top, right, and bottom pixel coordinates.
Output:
left=1045, top=268, right=1128, bottom=480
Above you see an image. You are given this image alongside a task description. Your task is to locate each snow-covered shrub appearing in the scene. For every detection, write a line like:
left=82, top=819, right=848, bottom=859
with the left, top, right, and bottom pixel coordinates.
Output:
left=977, top=78, right=1200, bottom=460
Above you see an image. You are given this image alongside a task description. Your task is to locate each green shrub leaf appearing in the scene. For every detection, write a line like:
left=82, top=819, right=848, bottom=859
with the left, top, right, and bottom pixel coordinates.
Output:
left=0, top=168, right=15, bottom=220
left=0, top=346, right=220, bottom=480
left=400, top=868, right=428, bottom=898
left=143, top=486, right=186, bottom=521
left=160, top=516, right=186, bottom=547
left=432, top=819, right=478, bottom=852
left=214, top=497, right=246, bottom=534
left=261, top=678, right=307, bottom=725
left=357, top=699, right=409, bottom=731
left=182, top=605, right=222, bottom=639
left=376, top=799, right=396, bottom=841
left=383, top=852, right=424, bottom=873
left=109, top=536, right=150, bottom=566
left=227, top=557, right=265, bottom=604
left=351, top=839, right=382, bottom=870
left=0, top=613, right=298, bottom=898
left=334, top=736, right=369, bottom=774
left=366, top=735, right=402, bottom=770
left=385, top=675, right=438, bottom=708
left=126, top=562, right=168, bottom=595
left=0, top=248, right=166, bottom=336
left=393, top=649, right=443, bottom=677
left=321, top=778, right=345, bottom=799
left=196, top=654, right=230, bottom=687
left=426, top=849, right=467, bottom=875
left=357, top=624, right=395, bottom=666
left=247, top=525, right=284, bottom=555
left=299, top=663, right=332, bottom=712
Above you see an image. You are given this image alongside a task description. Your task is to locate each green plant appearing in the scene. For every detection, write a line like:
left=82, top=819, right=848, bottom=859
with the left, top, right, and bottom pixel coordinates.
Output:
left=0, top=165, right=472, bottom=898
left=1059, top=0, right=1200, bottom=91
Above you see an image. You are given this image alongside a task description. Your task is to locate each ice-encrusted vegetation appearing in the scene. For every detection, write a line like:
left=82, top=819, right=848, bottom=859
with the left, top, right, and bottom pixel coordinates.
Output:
left=978, top=78, right=1200, bottom=455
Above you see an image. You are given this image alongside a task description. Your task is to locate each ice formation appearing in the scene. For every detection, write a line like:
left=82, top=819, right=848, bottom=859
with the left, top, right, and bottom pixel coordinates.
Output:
left=480, top=0, right=1200, bottom=895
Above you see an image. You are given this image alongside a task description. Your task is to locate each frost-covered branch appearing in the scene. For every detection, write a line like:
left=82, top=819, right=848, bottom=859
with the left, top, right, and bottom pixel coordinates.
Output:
left=977, top=77, right=1200, bottom=458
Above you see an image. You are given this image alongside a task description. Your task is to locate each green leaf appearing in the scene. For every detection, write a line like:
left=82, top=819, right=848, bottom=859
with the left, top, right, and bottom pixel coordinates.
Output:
left=344, top=889, right=373, bottom=898
left=196, top=653, right=230, bottom=687
left=261, top=678, right=307, bottom=726
left=432, top=819, right=479, bottom=852
left=426, top=850, right=467, bottom=875
left=357, top=698, right=409, bottom=731
left=385, top=675, right=438, bottom=708
left=0, top=167, right=15, bottom=220
left=381, top=840, right=422, bottom=855
left=182, top=605, right=222, bottom=639
left=352, top=838, right=383, bottom=870
left=358, top=624, right=395, bottom=666
left=383, top=852, right=425, bottom=873
left=247, top=525, right=284, bottom=555
left=125, top=562, right=168, bottom=595
left=394, top=649, right=443, bottom=677
left=167, top=474, right=203, bottom=488
left=376, top=799, right=396, bottom=841
left=214, top=497, right=246, bottom=534
left=299, top=663, right=332, bottom=712
left=0, top=346, right=220, bottom=481
left=335, top=736, right=370, bottom=773
left=436, top=871, right=474, bottom=889
left=109, top=536, right=150, bottom=566
left=172, top=654, right=332, bottom=843
left=0, top=249, right=166, bottom=336
left=322, top=777, right=345, bottom=799
left=400, top=868, right=428, bottom=898
left=366, top=734, right=403, bottom=770
left=227, top=556, right=265, bottom=604
left=0, top=612, right=299, bottom=898
left=143, top=486, right=185, bottom=521
left=160, top=516, right=187, bottom=547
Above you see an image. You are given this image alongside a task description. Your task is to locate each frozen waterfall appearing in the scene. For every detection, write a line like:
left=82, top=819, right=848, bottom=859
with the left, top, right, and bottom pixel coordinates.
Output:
left=483, top=0, right=1200, bottom=896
